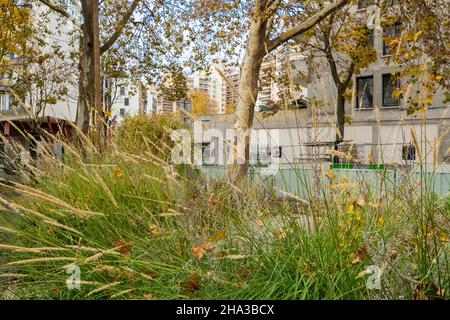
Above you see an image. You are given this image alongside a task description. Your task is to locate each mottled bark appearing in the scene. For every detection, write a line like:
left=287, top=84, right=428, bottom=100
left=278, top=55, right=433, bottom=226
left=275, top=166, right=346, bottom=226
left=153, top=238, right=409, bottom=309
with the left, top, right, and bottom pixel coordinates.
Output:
left=76, top=0, right=103, bottom=151
left=233, top=16, right=268, bottom=180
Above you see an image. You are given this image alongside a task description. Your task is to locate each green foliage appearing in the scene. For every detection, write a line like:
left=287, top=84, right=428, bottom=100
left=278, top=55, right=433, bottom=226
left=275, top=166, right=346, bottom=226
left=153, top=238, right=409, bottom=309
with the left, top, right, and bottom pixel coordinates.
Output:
left=115, top=114, right=185, bottom=159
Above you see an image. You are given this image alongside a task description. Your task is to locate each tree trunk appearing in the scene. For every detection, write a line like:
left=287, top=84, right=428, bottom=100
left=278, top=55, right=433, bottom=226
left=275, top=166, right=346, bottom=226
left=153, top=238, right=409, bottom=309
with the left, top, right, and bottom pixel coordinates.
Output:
left=336, top=87, right=345, bottom=145
left=76, top=0, right=104, bottom=152
left=77, top=36, right=90, bottom=135
left=138, top=81, right=147, bottom=115
left=233, top=17, right=268, bottom=180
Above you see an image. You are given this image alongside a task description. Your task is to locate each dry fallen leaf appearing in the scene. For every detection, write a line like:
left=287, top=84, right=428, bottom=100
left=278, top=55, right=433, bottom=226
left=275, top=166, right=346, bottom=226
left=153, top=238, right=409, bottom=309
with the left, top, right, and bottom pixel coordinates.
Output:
left=180, top=273, right=201, bottom=295
left=192, top=245, right=207, bottom=260
left=351, top=245, right=368, bottom=265
left=354, top=199, right=365, bottom=208
left=276, top=229, right=287, bottom=240
left=203, top=243, right=215, bottom=252
left=208, top=193, right=218, bottom=206
left=112, top=241, right=133, bottom=256
left=256, top=220, right=265, bottom=227
left=149, top=224, right=162, bottom=236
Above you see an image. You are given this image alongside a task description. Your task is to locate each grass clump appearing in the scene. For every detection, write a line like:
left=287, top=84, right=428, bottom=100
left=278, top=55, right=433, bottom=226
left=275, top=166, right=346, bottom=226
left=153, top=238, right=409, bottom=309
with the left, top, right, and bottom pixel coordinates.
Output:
left=0, top=128, right=448, bottom=300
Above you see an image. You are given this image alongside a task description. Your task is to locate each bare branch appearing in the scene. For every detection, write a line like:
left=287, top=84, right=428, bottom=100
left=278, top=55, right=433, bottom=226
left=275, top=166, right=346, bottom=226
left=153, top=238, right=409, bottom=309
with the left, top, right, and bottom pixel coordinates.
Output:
left=267, top=0, right=349, bottom=52
left=100, top=0, right=141, bottom=55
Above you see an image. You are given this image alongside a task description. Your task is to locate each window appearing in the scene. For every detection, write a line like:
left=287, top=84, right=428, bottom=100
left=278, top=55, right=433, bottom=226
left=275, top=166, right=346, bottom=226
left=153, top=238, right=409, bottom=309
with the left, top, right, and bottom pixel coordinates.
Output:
left=382, top=74, right=400, bottom=107
left=357, top=0, right=374, bottom=9
left=383, top=22, right=402, bottom=55
left=0, top=93, right=13, bottom=111
left=124, top=97, right=129, bottom=106
left=356, top=76, right=374, bottom=109
left=272, top=147, right=282, bottom=159
left=120, top=86, right=126, bottom=96
left=402, top=144, right=416, bottom=161
left=119, top=108, right=125, bottom=116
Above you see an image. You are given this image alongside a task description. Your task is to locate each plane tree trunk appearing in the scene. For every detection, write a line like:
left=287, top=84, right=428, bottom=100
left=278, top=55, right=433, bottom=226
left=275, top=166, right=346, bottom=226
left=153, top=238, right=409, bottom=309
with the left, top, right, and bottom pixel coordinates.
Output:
left=233, top=17, right=268, bottom=180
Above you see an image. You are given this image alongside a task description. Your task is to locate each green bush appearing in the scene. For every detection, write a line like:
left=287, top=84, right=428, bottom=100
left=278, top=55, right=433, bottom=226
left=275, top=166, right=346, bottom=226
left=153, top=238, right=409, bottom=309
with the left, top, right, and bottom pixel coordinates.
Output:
left=115, top=114, right=185, bottom=160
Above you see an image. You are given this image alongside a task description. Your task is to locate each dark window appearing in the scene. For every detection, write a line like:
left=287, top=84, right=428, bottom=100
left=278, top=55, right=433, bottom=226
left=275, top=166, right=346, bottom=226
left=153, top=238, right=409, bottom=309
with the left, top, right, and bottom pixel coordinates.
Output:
left=272, top=147, right=282, bottom=158
left=124, top=98, right=129, bottom=106
left=120, top=86, right=126, bottom=96
left=383, top=22, right=402, bottom=55
left=119, top=108, right=125, bottom=116
left=356, top=76, right=374, bottom=109
left=402, top=144, right=416, bottom=161
left=382, top=74, right=400, bottom=107
left=357, top=0, right=374, bottom=9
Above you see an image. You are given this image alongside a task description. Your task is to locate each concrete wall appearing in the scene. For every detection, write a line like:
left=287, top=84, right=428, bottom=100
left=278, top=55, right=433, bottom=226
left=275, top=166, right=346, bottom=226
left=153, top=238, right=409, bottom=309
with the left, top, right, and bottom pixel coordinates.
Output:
left=199, top=107, right=450, bottom=170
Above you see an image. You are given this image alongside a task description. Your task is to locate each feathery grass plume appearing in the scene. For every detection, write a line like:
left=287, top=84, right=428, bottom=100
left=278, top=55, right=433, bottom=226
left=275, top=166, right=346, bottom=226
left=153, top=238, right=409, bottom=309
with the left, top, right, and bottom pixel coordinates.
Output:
left=87, top=282, right=121, bottom=297
left=122, top=267, right=157, bottom=281
left=274, top=188, right=309, bottom=205
left=64, top=245, right=106, bottom=253
left=410, top=128, right=423, bottom=163
left=0, top=244, right=68, bottom=253
left=82, top=247, right=121, bottom=264
left=0, top=197, right=82, bottom=235
left=92, top=170, right=118, bottom=208
left=7, top=257, right=78, bottom=266
left=0, top=182, right=102, bottom=218
left=0, top=226, right=17, bottom=234
left=110, top=289, right=135, bottom=299
left=0, top=274, right=28, bottom=278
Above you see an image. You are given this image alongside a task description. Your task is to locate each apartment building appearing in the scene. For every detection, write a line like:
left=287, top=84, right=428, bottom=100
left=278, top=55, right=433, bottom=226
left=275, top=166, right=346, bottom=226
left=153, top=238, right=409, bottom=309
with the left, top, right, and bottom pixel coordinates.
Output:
left=256, top=45, right=308, bottom=110
left=105, top=79, right=160, bottom=125
left=221, top=69, right=240, bottom=112
left=0, top=0, right=80, bottom=172
left=0, top=1, right=78, bottom=122
left=306, top=1, right=449, bottom=166
left=187, top=66, right=226, bottom=113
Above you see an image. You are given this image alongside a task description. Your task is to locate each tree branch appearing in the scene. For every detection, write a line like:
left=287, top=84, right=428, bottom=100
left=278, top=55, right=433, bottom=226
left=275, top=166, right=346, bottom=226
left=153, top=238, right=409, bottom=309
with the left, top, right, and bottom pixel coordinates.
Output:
left=322, top=22, right=342, bottom=88
left=100, top=0, right=141, bottom=55
left=343, top=62, right=355, bottom=89
left=267, top=0, right=349, bottom=52
left=37, top=0, right=81, bottom=28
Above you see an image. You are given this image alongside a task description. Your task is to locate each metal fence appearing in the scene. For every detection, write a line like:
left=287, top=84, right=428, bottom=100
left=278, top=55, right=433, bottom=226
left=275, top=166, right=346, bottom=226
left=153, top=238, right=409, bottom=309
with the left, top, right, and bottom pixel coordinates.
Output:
left=201, top=164, right=450, bottom=198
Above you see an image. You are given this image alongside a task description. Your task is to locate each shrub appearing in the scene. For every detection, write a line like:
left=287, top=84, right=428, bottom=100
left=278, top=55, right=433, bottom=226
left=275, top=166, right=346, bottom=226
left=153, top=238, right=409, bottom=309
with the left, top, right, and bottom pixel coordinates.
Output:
left=115, top=114, right=185, bottom=160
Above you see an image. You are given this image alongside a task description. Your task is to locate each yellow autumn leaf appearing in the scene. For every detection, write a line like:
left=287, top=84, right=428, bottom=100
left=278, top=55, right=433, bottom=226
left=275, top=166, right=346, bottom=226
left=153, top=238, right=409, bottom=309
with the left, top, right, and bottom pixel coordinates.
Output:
left=326, top=169, right=336, bottom=181
left=347, top=204, right=355, bottom=214
left=113, top=167, right=124, bottom=180
left=414, top=30, right=423, bottom=42
left=205, top=231, right=226, bottom=243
